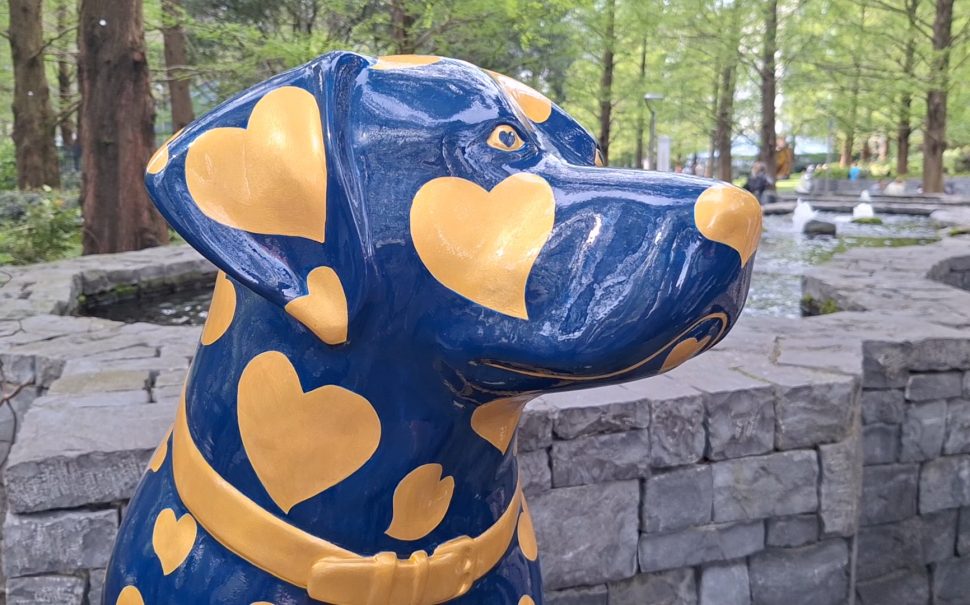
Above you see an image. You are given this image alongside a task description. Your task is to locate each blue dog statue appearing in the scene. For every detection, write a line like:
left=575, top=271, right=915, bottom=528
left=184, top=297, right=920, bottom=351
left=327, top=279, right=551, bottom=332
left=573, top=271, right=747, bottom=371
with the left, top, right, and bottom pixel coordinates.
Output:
left=104, top=51, right=761, bottom=605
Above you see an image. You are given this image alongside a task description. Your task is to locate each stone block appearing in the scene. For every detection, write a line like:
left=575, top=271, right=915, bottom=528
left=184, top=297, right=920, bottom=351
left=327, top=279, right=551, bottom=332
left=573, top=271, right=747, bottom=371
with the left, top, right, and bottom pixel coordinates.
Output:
left=774, top=376, right=857, bottom=450
left=609, top=569, right=696, bottom=605
left=703, top=382, right=775, bottom=460
left=641, top=465, right=712, bottom=533
left=765, top=515, right=819, bottom=548
left=638, top=521, right=764, bottom=573
left=5, top=401, right=175, bottom=512
left=931, top=557, right=970, bottom=605
left=944, top=399, right=970, bottom=455
left=855, top=569, right=929, bottom=605
left=87, top=569, right=106, bottom=605
left=648, top=385, right=706, bottom=468
left=863, top=423, right=900, bottom=464
left=855, top=519, right=923, bottom=581
left=545, top=585, right=608, bottom=605
left=46, top=369, right=149, bottom=395
left=920, top=509, right=957, bottom=563
left=699, top=562, right=750, bottom=605
left=861, top=389, right=905, bottom=424
left=748, top=540, right=849, bottom=605
left=860, top=464, right=918, bottom=525
left=6, top=575, right=85, bottom=605
left=919, top=455, right=970, bottom=514
left=712, top=450, right=818, bottom=523
left=551, top=430, right=649, bottom=487
left=2, top=509, right=117, bottom=577
left=545, top=385, right=649, bottom=440
left=862, top=340, right=909, bottom=389
left=519, top=399, right=555, bottom=452
left=906, top=338, right=970, bottom=372
left=905, top=372, right=963, bottom=402
left=960, top=507, right=970, bottom=556
left=519, top=449, right=551, bottom=496
left=531, top=481, right=638, bottom=589
left=900, top=401, right=946, bottom=462
left=965, top=371, right=970, bottom=396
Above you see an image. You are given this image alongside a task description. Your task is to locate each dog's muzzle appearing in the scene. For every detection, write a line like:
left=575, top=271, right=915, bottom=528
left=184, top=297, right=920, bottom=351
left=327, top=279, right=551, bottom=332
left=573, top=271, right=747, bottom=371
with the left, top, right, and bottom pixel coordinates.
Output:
left=170, top=399, right=523, bottom=605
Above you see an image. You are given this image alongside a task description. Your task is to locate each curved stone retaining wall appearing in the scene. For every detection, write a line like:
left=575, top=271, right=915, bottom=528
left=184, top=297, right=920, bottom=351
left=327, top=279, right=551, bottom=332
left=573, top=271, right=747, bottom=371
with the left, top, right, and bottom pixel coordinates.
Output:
left=0, top=238, right=968, bottom=604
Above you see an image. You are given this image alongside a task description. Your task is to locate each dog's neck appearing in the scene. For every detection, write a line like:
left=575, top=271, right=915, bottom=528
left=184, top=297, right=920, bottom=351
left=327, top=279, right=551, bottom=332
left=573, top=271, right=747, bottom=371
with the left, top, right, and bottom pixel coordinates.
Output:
left=183, top=281, right=519, bottom=556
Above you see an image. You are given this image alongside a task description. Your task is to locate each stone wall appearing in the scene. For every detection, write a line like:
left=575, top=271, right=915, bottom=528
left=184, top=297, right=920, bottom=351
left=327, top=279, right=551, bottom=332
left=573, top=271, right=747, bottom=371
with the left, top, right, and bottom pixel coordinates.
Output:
left=0, top=238, right=969, bottom=604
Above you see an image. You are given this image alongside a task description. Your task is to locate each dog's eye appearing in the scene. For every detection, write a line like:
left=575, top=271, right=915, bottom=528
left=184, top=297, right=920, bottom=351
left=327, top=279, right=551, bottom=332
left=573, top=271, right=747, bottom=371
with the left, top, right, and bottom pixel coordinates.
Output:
left=487, top=125, right=525, bottom=152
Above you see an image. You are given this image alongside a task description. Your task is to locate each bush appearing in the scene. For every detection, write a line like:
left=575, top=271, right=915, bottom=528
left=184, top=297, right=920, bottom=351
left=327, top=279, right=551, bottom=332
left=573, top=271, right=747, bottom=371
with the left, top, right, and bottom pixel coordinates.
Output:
left=0, top=191, right=82, bottom=265
left=0, top=140, right=17, bottom=190
left=954, top=147, right=970, bottom=175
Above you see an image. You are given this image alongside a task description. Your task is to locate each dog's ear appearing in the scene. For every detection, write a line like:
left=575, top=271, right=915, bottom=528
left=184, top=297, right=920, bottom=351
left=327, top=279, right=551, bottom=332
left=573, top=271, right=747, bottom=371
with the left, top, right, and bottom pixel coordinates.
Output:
left=144, top=52, right=371, bottom=345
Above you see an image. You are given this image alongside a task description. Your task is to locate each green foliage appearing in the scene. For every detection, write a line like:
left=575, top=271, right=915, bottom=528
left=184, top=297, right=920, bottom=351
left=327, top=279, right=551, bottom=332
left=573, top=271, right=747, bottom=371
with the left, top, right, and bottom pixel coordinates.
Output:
left=0, top=191, right=82, bottom=265
left=952, top=147, right=970, bottom=175
left=0, top=140, right=16, bottom=190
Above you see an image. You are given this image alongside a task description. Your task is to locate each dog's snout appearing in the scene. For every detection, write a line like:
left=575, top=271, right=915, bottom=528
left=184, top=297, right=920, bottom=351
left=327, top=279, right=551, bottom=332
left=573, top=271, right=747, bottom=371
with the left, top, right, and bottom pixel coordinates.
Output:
left=693, top=184, right=763, bottom=267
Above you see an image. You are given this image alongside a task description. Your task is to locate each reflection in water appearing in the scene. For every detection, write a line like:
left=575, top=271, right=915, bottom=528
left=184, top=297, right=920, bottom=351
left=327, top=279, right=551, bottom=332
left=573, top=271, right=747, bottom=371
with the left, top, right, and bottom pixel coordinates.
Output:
left=89, top=211, right=940, bottom=325
left=745, top=212, right=938, bottom=317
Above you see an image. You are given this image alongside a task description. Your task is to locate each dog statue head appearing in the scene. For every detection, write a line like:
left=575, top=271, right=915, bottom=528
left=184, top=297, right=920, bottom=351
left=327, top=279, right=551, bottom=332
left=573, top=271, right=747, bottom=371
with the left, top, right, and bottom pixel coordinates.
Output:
left=146, top=51, right=760, bottom=405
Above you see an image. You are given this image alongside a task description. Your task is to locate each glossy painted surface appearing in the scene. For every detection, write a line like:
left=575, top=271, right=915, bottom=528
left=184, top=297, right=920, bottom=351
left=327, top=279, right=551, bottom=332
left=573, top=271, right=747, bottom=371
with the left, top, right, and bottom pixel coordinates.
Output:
left=105, top=51, right=760, bottom=605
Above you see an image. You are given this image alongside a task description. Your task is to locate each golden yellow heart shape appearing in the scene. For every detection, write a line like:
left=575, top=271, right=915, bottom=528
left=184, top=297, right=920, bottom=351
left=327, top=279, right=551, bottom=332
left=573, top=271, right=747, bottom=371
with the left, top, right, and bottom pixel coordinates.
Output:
left=694, top=184, right=762, bottom=267
left=152, top=508, right=197, bottom=575
left=385, top=463, right=455, bottom=541
left=487, top=71, right=553, bottom=124
left=284, top=266, right=348, bottom=345
left=661, top=336, right=712, bottom=372
left=201, top=271, right=236, bottom=345
left=410, top=173, right=555, bottom=319
left=471, top=397, right=529, bottom=454
left=116, top=586, right=144, bottom=605
left=237, top=351, right=381, bottom=513
left=185, top=86, right=328, bottom=242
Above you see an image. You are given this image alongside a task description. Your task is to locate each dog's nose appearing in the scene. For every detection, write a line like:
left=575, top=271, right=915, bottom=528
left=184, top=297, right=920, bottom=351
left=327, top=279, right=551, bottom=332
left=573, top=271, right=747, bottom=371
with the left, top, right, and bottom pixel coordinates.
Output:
left=693, top=184, right=762, bottom=267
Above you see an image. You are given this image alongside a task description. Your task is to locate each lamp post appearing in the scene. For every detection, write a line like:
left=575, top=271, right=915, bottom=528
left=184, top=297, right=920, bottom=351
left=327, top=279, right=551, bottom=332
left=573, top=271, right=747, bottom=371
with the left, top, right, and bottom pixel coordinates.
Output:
left=643, top=93, right=664, bottom=170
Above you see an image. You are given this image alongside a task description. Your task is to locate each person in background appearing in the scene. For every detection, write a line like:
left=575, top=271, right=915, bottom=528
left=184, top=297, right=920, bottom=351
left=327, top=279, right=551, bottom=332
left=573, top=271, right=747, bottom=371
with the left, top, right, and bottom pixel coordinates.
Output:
left=743, top=161, right=769, bottom=203
left=848, top=162, right=862, bottom=181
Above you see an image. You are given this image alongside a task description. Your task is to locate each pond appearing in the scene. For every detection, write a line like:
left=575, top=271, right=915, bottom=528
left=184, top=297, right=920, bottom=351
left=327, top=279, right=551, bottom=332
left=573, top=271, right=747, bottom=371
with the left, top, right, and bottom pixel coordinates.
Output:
left=85, top=210, right=939, bottom=325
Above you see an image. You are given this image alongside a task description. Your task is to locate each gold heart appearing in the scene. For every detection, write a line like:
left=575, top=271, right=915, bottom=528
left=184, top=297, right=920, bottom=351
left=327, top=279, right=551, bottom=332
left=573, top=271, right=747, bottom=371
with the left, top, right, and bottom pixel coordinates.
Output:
left=185, top=86, right=328, bottom=242
left=237, top=351, right=381, bottom=513
left=694, top=184, right=762, bottom=267
left=661, top=336, right=712, bottom=372
left=471, top=397, right=529, bottom=453
left=285, top=266, right=348, bottom=345
left=147, top=426, right=173, bottom=473
left=385, top=463, right=455, bottom=541
left=201, top=271, right=236, bottom=345
left=116, top=586, right=144, bottom=605
left=372, top=55, right=441, bottom=70
left=517, top=498, right=538, bottom=561
left=410, top=174, right=555, bottom=319
left=152, top=508, right=197, bottom=575
left=488, top=71, right=553, bottom=124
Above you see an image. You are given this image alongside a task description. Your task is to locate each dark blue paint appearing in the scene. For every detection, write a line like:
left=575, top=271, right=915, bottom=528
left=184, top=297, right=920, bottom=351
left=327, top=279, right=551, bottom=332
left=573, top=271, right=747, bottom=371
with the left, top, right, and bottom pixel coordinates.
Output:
left=105, top=51, right=756, bottom=604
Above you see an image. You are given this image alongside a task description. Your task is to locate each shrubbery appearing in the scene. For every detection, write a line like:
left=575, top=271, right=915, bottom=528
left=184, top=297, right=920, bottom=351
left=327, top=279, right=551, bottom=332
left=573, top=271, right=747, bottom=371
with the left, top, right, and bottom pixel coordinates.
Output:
left=0, top=190, right=82, bottom=265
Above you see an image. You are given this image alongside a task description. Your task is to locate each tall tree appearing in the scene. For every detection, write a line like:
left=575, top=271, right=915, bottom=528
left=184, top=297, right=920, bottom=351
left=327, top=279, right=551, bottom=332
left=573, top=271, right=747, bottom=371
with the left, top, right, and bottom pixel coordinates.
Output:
left=56, top=0, right=76, bottom=150
left=597, top=0, right=617, bottom=162
left=79, top=0, right=169, bottom=253
left=7, top=0, right=60, bottom=189
left=896, top=0, right=920, bottom=176
left=161, top=0, right=195, bottom=130
left=759, top=0, right=778, bottom=183
left=923, top=0, right=953, bottom=193
left=635, top=36, right=647, bottom=169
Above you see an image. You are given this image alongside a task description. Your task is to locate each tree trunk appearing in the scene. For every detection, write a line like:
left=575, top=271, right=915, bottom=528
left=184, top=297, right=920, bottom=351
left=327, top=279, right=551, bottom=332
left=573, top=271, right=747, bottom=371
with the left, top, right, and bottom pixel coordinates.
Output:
left=716, top=62, right=737, bottom=182
left=8, top=0, right=61, bottom=189
left=389, top=0, right=417, bottom=54
left=923, top=0, right=953, bottom=193
left=759, top=0, right=778, bottom=184
left=56, top=0, right=75, bottom=150
left=706, top=69, right=720, bottom=179
left=161, top=0, right=195, bottom=131
left=634, top=37, right=646, bottom=170
left=597, top=0, right=616, bottom=163
left=896, top=0, right=918, bottom=176
left=840, top=133, right=854, bottom=167
left=79, top=0, right=169, bottom=254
